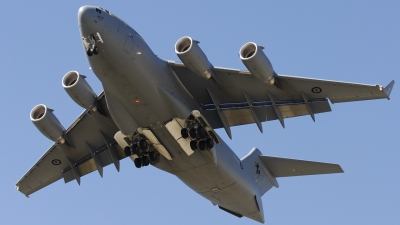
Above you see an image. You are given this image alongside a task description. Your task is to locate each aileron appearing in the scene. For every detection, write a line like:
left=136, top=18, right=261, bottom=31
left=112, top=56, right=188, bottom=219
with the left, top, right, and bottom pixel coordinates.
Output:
left=276, top=74, right=392, bottom=103
left=16, top=94, right=124, bottom=196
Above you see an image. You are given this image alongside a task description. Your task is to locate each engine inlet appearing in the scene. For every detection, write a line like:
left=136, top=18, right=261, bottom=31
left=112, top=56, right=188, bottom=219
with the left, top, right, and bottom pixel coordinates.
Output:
left=62, top=71, right=80, bottom=87
left=175, top=37, right=192, bottom=53
left=240, top=42, right=257, bottom=59
left=30, top=104, right=47, bottom=121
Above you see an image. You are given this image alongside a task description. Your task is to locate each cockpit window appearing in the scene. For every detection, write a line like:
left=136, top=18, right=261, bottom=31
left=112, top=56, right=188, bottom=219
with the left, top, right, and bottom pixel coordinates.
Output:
left=97, top=7, right=112, bottom=16
left=105, top=9, right=112, bottom=15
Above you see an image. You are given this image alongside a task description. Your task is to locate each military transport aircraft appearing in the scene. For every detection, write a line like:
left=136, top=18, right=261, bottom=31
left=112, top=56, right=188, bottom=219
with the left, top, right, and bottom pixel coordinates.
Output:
left=15, top=5, right=395, bottom=223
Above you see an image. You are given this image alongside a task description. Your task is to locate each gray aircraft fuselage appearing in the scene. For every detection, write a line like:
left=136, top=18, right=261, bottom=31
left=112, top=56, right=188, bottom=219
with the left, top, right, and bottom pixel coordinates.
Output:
left=78, top=6, right=267, bottom=222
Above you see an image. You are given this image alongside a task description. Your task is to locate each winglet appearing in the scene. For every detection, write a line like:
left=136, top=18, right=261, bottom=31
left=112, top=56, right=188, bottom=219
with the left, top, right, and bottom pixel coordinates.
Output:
left=383, top=80, right=395, bottom=100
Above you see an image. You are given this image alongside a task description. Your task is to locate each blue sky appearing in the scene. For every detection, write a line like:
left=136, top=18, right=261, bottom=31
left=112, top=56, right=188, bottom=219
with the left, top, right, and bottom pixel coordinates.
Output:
left=1, top=1, right=399, bottom=224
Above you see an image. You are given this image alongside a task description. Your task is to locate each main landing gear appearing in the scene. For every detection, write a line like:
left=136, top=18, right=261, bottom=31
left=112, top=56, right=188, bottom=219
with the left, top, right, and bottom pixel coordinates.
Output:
left=123, top=134, right=160, bottom=169
left=181, top=116, right=214, bottom=151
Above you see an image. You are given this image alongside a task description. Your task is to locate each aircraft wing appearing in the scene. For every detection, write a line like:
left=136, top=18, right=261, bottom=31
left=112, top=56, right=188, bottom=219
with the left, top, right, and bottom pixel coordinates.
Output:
left=15, top=93, right=126, bottom=197
left=169, top=61, right=394, bottom=135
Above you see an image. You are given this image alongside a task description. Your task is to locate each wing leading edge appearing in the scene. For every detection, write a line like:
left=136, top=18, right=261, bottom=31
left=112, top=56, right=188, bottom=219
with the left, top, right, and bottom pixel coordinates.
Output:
left=16, top=93, right=126, bottom=197
left=169, top=61, right=394, bottom=134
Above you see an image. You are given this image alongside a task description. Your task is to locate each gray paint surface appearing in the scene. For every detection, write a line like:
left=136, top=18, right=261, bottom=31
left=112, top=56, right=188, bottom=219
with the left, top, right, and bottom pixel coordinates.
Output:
left=15, top=5, right=394, bottom=223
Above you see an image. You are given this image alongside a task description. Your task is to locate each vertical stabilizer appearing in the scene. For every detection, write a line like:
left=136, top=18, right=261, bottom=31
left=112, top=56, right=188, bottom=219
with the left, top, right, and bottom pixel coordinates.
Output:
left=241, top=148, right=278, bottom=196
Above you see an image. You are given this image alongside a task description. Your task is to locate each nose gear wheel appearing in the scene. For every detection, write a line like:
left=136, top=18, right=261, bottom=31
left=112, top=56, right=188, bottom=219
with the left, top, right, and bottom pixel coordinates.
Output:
left=83, top=33, right=102, bottom=57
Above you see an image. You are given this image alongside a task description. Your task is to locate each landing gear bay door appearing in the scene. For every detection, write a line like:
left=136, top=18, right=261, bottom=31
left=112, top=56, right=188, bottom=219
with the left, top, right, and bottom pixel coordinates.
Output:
left=165, top=110, right=219, bottom=157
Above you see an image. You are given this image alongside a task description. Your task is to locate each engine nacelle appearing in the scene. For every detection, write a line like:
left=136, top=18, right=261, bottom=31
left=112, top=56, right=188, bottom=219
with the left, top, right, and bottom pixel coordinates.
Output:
left=239, top=42, right=275, bottom=85
left=30, top=104, right=65, bottom=143
left=62, top=71, right=97, bottom=111
left=175, top=36, right=214, bottom=79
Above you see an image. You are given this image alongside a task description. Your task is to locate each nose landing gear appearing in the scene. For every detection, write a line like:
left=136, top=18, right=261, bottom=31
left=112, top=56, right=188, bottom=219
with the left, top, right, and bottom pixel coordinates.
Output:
left=86, top=44, right=99, bottom=56
left=82, top=33, right=103, bottom=57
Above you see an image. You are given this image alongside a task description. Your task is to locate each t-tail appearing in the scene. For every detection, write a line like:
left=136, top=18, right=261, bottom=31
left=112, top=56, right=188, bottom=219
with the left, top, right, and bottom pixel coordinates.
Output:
left=240, top=148, right=343, bottom=223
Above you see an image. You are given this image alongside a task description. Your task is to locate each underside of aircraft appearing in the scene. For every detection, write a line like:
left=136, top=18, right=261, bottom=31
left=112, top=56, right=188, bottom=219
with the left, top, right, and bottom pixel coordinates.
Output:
left=15, top=6, right=394, bottom=223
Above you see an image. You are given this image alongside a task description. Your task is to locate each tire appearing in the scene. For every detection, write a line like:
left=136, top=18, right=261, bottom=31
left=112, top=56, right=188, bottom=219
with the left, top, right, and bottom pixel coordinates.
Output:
left=198, top=141, right=206, bottom=151
left=130, top=144, right=138, bottom=155
left=123, top=146, right=132, bottom=156
left=149, top=151, right=158, bottom=161
left=86, top=48, right=93, bottom=56
left=139, top=139, right=148, bottom=151
left=141, top=156, right=150, bottom=166
left=205, top=138, right=214, bottom=149
left=181, top=128, right=189, bottom=139
left=190, top=140, right=197, bottom=150
left=93, top=46, right=99, bottom=55
left=196, top=126, right=206, bottom=138
left=189, top=128, right=197, bottom=139
left=134, top=158, right=141, bottom=168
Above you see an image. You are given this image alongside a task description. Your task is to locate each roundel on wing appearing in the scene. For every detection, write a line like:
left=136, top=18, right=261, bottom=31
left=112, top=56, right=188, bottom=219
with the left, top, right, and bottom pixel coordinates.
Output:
left=52, top=159, right=61, bottom=165
left=311, top=87, right=322, bottom=93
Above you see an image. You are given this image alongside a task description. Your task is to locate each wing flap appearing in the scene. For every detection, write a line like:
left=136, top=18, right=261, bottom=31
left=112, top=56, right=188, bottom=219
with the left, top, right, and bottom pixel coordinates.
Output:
left=170, top=61, right=392, bottom=130
left=171, top=62, right=393, bottom=105
left=259, top=156, right=344, bottom=177
left=16, top=93, right=123, bottom=196
left=62, top=144, right=125, bottom=183
left=202, top=100, right=331, bottom=128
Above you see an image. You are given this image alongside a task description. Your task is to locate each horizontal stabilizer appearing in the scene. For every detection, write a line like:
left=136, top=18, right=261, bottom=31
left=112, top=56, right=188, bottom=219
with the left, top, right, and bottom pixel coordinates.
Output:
left=259, top=156, right=343, bottom=177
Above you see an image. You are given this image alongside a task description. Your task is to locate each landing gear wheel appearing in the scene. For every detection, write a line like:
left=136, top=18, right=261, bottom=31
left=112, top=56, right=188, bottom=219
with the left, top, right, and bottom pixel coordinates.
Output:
left=198, top=140, right=206, bottom=151
left=134, top=158, right=142, bottom=168
left=190, top=140, right=197, bottom=151
left=93, top=46, right=99, bottom=55
left=196, top=126, right=206, bottom=139
left=181, top=128, right=189, bottom=139
left=205, top=138, right=214, bottom=149
left=189, top=128, right=197, bottom=139
left=124, top=146, right=132, bottom=156
left=149, top=151, right=158, bottom=162
left=130, top=144, right=138, bottom=155
left=141, top=156, right=150, bottom=166
left=139, top=139, right=148, bottom=151
left=86, top=48, right=93, bottom=56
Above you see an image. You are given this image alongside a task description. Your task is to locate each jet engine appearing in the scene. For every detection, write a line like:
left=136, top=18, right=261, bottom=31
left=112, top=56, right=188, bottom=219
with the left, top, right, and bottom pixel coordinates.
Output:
left=175, top=36, right=215, bottom=79
left=30, top=104, right=65, bottom=143
left=239, top=42, right=275, bottom=85
left=62, top=71, right=97, bottom=111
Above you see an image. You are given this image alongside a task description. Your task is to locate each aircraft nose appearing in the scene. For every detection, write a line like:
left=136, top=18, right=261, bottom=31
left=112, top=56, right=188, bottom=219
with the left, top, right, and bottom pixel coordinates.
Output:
left=78, top=5, right=95, bottom=24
